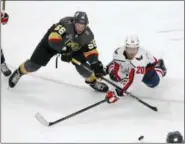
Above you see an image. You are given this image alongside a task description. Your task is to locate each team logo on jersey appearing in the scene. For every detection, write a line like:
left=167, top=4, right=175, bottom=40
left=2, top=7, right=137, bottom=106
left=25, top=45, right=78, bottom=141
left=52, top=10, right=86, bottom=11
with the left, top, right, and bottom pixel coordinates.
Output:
left=136, top=55, right=143, bottom=61
left=65, top=39, right=81, bottom=51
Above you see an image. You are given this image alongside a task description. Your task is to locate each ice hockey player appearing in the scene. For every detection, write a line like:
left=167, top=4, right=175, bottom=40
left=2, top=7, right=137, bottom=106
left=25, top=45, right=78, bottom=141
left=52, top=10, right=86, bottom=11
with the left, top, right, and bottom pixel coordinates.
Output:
left=9, top=11, right=109, bottom=92
left=1, top=11, right=12, bottom=76
left=105, top=35, right=167, bottom=103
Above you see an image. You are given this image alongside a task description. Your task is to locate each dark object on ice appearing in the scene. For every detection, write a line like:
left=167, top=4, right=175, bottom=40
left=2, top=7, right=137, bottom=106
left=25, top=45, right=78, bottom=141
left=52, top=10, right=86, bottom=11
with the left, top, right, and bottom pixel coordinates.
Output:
left=166, top=131, right=183, bottom=143
left=138, top=135, right=144, bottom=141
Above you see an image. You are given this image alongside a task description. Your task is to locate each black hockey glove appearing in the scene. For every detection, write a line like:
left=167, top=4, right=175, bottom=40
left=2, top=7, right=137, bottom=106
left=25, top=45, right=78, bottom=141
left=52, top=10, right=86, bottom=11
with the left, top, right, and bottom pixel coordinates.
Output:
left=105, top=62, right=120, bottom=82
left=60, top=47, right=72, bottom=62
left=115, top=88, right=124, bottom=96
left=90, top=61, right=106, bottom=78
left=109, top=71, right=120, bottom=82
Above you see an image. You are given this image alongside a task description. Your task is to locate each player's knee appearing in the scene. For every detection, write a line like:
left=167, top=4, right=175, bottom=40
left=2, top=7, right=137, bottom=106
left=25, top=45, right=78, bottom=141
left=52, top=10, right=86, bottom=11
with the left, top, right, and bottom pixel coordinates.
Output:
left=86, top=74, right=96, bottom=83
left=75, top=64, right=92, bottom=78
left=19, top=60, right=41, bottom=74
left=142, top=70, right=160, bottom=88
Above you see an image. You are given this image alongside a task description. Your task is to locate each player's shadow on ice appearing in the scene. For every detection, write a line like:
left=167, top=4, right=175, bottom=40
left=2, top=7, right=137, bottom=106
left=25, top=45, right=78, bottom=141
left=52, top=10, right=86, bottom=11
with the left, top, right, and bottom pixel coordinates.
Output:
left=2, top=75, right=107, bottom=114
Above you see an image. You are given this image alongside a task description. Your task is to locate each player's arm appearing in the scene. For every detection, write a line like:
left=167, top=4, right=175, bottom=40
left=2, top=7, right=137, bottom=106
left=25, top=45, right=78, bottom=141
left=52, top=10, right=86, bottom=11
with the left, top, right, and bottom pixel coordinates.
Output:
left=106, top=47, right=127, bottom=82
left=110, top=58, right=135, bottom=92
left=83, top=39, right=99, bottom=64
left=120, top=67, right=135, bottom=93
left=105, top=63, right=136, bottom=104
left=48, top=23, right=67, bottom=53
left=83, top=38, right=106, bottom=77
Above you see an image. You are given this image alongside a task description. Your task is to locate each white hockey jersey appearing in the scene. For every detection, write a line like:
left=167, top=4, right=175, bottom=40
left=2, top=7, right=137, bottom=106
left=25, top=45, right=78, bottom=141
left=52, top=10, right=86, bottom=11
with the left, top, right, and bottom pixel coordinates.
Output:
left=108, top=46, right=162, bottom=93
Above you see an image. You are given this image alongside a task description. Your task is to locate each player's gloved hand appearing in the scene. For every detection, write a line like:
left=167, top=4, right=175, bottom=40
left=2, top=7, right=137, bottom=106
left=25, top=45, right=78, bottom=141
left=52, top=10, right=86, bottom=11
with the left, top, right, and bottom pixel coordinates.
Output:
left=106, top=88, right=127, bottom=103
left=1, top=12, right=9, bottom=25
left=106, top=90, right=119, bottom=103
left=109, top=70, right=120, bottom=82
left=60, top=47, right=72, bottom=62
left=90, top=61, right=106, bottom=77
left=105, top=61, right=121, bottom=82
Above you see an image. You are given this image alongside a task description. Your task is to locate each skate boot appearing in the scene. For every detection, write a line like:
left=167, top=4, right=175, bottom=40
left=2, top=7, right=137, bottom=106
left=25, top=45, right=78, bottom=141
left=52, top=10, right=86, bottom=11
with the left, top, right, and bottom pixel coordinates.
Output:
left=85, top=79, right=109, bottom=92
left=155, top=59, right=167, bottom=77
left=1, top=62, right=12, bottom=77
left=9, top=68, right=23, bottom=88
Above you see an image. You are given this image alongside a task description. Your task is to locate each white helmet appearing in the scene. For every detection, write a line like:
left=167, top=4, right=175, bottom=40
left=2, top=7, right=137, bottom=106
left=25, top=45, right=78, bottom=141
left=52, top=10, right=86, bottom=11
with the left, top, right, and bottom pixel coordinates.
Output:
left=125, top=35, right=140, bottom=49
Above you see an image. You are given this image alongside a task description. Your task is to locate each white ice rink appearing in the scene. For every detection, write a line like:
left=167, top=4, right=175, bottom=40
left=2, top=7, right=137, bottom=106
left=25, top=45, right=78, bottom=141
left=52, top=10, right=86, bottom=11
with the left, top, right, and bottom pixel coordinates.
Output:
left=1, top=1, right=184, bottom=143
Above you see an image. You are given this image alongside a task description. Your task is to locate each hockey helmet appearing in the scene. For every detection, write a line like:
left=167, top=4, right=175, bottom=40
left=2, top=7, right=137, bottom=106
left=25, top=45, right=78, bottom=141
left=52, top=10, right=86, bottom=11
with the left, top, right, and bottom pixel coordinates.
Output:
left=74, top=11, right=89, bottom=25
left=125, top=35, right=140, bottom=49
left=166, top=131, right=184, bottom=143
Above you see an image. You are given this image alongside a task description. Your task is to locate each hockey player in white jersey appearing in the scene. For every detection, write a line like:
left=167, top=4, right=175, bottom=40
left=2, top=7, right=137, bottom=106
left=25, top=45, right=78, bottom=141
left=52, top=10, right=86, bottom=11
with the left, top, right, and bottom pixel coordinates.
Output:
left=105, top=35, right=167, bottom=103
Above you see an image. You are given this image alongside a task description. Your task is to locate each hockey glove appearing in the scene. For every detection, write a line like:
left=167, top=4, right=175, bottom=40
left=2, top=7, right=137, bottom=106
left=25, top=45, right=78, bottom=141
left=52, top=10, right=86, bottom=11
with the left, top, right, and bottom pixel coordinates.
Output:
left=60, top=47, right=72, bottom=62
left=1, top=12, right=9, bottom=25
left=106, top=90, right=119, bottom=104
left=105, top=61, right=121, bottom=82
left=90, top=61, right=106, bottom=78
left=109, top=70, right=121, bottom=82
left=106, top=88, right=127, bottom=103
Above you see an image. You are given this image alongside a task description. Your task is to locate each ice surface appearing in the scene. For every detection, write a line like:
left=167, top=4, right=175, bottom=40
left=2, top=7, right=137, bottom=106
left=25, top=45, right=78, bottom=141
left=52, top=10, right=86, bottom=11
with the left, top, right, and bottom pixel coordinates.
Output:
left=1, top=1, right=184, bottom=143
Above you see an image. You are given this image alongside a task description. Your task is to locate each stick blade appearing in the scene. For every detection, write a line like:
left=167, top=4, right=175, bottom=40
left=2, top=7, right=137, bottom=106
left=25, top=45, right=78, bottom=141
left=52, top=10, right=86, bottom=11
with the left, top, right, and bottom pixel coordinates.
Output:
left=153, top=107, right=158, bottom=112
left=35, top=113, right=50, bottom=127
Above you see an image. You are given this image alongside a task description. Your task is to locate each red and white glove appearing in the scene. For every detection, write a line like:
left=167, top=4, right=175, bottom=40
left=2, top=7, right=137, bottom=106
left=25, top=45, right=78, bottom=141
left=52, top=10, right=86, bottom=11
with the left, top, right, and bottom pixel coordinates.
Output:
left=106, top=90, right=120, bottom=103
left=1, top=11, right=9, bottom=25
left=106, top=89, right=128, bottom=104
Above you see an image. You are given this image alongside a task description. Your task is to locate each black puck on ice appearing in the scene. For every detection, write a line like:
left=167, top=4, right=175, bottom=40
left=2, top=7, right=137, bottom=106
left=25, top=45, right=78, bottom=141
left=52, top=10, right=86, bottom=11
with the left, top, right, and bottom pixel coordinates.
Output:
left=138, top=135, right=144, bottom=141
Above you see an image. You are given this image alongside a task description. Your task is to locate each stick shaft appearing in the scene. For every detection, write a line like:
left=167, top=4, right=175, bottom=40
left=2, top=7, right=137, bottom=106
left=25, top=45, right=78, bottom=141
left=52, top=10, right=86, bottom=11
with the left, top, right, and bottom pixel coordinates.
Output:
left=2, top=0, right=6, bottom=11
left=49, top=99, right=107, bottom=126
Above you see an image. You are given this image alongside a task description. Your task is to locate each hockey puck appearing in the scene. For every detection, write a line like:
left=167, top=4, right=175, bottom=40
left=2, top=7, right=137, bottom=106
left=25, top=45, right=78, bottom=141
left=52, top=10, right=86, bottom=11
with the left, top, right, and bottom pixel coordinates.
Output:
left=138, top=135, right=144, bottom=141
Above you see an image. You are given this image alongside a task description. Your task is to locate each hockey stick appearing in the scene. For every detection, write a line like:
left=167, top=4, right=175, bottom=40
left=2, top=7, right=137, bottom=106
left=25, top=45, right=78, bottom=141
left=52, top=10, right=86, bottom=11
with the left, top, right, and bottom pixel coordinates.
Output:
left=35, top=99, right=107, bottom=127
left=2, top=0, right=6, bottom=11
left=101, top=78, right=158, bottom=111
left=71, top=58, right=158, bottom=112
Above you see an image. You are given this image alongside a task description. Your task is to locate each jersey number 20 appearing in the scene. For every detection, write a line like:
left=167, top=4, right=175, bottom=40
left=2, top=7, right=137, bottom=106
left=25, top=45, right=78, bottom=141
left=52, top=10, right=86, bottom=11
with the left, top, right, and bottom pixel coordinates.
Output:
left=136, top=66, right=145, bottom=74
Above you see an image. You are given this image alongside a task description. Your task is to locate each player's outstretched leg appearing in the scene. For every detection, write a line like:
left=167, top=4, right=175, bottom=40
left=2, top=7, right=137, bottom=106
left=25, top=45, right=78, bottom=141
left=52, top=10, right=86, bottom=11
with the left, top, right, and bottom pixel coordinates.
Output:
left=9, top=29, right=57, bottom=88
left=85, top=74, right=109, bottom=92
left=155, top=59, right=167, bottom=77
left=142, top=59, right=167, bottom=88
left=9, top=60, right=41, bottom=88
left=74, top=63, right=109, bottom=92
left=1, top=49, right=11, bottom=77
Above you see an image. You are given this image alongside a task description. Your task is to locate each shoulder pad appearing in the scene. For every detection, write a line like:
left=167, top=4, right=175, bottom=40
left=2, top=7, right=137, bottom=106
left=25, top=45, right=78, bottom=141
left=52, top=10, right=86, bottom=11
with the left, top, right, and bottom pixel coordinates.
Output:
left=81, top=26, right=94, bottom=46
left=113, top=47, right=126, bottom=61
left=56, top=17, right=74, bottom=34
left=114, top=46, right=125, bottom=54
left=114, top=48, right=120, bottom=54
left=84, top=26, right=94, bottom=38
left=59, top=17, right=73, bottom=24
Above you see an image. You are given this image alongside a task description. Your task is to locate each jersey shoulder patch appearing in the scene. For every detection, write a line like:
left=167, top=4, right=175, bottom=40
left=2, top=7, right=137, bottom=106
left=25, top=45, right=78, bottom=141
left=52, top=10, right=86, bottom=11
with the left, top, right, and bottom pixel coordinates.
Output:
left=114, top=46, right=125, bottom=54
left=81, top=26, right=94, bottom=46
left=59, top=17, right=73, bottom=25
left=113, top=47, right=126, bottom=61
left=57, top=17, right=74, bottom=34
